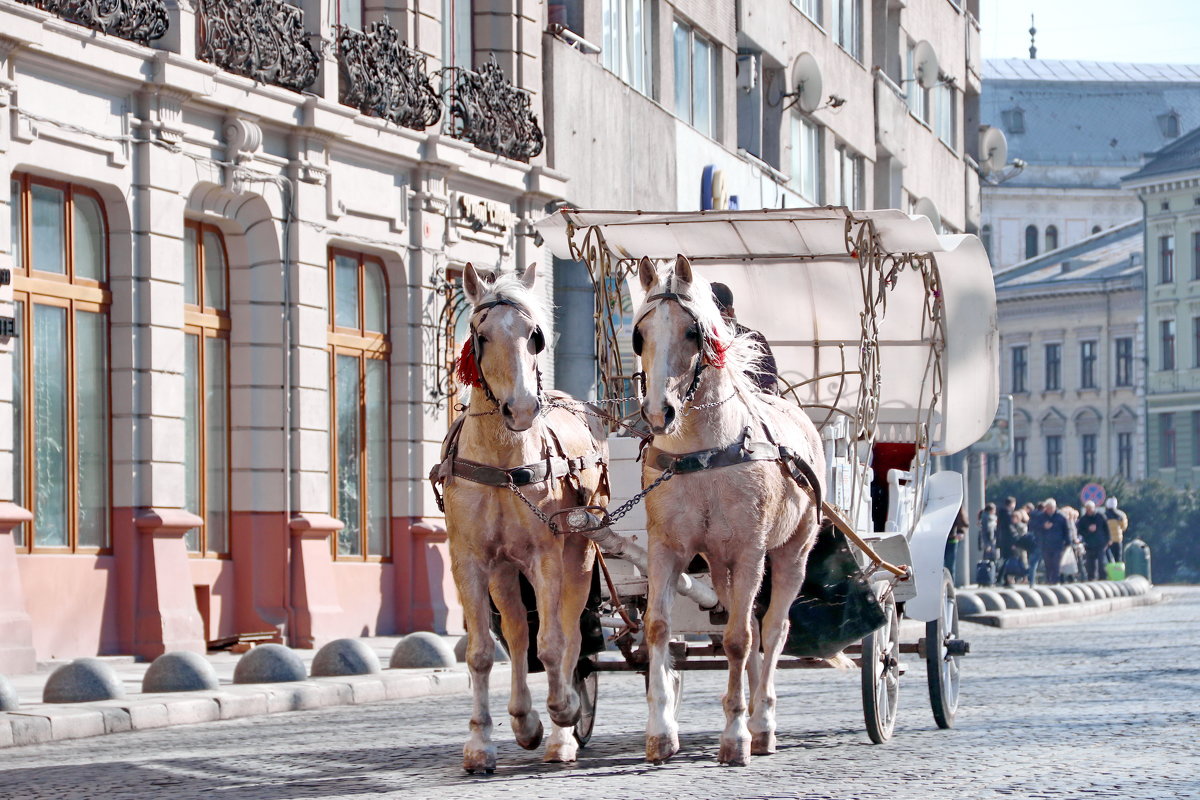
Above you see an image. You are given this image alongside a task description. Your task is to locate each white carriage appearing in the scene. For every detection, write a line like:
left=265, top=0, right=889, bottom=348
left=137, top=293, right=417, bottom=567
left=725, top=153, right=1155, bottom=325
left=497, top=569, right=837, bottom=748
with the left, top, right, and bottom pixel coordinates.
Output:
left=534, top=206, right=999, bottom=745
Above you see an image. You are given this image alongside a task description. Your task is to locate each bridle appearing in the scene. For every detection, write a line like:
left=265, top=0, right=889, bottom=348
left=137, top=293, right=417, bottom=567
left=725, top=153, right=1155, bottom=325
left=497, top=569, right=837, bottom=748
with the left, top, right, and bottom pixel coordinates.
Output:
left=632, top=285, right=726, bottom=409
left=466, top=296, right=546, bottom=408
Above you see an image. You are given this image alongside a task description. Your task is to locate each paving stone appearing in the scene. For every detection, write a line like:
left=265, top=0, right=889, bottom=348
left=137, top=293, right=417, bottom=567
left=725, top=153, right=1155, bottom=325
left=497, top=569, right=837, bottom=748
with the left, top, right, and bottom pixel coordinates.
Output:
left=6, top=712, right=51, bottom=746
left=162, top=697, right=220, bottom=726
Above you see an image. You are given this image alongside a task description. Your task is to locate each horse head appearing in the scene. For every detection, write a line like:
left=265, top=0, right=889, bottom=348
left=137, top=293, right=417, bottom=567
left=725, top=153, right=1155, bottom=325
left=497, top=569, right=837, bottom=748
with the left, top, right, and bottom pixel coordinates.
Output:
left=462, top=262, right=547, bottom=431
left=633, top=254, right=731, bottom=435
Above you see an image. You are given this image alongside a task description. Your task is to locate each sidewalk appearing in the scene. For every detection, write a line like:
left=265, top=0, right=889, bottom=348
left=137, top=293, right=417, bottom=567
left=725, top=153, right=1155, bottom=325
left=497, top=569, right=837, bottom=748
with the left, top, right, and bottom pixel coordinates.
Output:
left=0, top=634, right=498, bottom=749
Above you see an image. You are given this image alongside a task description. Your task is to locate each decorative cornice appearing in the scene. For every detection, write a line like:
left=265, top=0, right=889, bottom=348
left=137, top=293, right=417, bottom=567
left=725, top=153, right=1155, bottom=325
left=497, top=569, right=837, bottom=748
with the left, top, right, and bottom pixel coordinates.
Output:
left=336, top=21, right=441, bottom=131
left=196, top=0, right=318, bottom=93
left=15, top=0, right=169, bottom=45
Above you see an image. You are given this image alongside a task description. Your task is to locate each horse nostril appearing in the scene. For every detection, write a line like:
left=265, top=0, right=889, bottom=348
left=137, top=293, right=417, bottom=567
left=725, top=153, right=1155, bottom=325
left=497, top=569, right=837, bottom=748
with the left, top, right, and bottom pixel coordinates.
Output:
left=662, top=404, right=676, bottom=428
left=502, top=402, right=513, bottom=418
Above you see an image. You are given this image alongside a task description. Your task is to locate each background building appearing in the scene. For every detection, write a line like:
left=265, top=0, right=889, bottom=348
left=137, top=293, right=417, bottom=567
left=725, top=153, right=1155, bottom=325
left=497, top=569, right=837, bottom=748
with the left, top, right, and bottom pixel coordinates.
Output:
left=1124, top=127, right=1200, bottom=488
left=991, top=222, right=1145, bottom=481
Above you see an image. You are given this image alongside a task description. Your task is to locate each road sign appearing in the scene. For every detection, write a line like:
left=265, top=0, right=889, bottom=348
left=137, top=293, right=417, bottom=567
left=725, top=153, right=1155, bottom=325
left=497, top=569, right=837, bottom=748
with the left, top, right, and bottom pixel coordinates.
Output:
left=1080, top=482, right=1106, bottom=506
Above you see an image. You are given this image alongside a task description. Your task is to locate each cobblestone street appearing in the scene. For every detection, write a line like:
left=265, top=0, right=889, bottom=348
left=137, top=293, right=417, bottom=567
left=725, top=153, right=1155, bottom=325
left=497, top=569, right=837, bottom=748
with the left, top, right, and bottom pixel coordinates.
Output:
left=0, top=588, right=1196, bottom=800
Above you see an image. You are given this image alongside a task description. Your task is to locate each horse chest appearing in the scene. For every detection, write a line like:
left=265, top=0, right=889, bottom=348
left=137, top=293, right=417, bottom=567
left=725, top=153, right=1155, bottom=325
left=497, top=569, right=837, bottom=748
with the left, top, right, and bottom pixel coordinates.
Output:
left=645, top=463, right=796, bottom=543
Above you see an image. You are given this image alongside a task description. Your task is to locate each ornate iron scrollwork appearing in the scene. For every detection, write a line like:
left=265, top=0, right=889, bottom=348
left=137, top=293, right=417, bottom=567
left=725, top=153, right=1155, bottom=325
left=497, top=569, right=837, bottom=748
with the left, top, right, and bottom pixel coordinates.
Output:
left=196, top=0, right=319, bottom=93
left=336, top=21, right=442, bottom=131
left=17, top=0, right=169, bottom=44
left=440, top=60, right=544, bottom=162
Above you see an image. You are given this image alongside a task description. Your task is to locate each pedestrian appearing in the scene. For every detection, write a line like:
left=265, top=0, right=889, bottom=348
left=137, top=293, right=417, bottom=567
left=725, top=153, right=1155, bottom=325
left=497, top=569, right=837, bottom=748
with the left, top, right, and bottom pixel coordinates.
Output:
left=1002, top=545, right=1028, bottom=586
left=1078, top=500, right=1110, bottom=581
left=1031, top=498, right=1072, bottom=584
left=1105, top=497, right=1129, bottom=567
left=947, top=505, right=968, bottom=575
left=978, top=502, right=998, bottom=553
left=996, top=496, right=1017, bottom=556
left=710, top=282, right=779, bottom=394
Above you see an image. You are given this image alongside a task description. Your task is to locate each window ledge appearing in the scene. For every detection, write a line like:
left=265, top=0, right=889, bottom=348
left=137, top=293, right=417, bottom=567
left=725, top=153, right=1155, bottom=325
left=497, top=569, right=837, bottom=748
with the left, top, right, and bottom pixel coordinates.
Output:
left=834, top=42, right=867, bottom=70
left=793, top=6, right=826, bottom=34
left=937, top=136, right=959, bottom=158
left=908, top=110, right=933, bottom=130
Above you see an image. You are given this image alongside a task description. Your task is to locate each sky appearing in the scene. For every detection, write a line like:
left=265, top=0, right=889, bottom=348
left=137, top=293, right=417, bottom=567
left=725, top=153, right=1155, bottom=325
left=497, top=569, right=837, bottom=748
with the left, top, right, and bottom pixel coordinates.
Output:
left=981, top=0, right=1200, bottom=64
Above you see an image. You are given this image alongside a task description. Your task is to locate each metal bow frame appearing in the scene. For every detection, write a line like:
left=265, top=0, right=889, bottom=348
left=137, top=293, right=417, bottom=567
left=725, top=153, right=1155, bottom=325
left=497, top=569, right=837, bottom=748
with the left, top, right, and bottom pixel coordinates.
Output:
left=17, top=0, right=168, bottom=44
left=336, top=20, right=443, bottom=131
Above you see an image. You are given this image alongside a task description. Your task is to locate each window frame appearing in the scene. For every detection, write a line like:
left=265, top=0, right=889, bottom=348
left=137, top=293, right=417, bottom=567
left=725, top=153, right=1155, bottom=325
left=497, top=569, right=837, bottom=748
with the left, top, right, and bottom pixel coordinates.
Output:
left=1079, top=340, right=1097, bottom=389
left=1011, top=345, right=1027, bottom=393
left=1013, top=436, right=1027, bottom=475
left=1024, top=224, right=1038, bottom=260
left=1117, top=431, right=1133, bottom=479
left=1044, top=342, right=1061, bottom=391
left=673, top=18, right=717, bottom=138
left=1081, top=432, right=1097, bottom=475
left=1044, top=224, right=1058, bottom=252
left=934, top=81, right=957, bottom=149
left=1192, top=231, right=1200, bottom=281
left=831, top=0, right=863, bottom=62
left=791, top=113, right=822, bottom=205
left=602, top=0, right=654, bottom=95
left=327, top=248, right=392, bottom=561
left=1046, top=434, right=1062, bottom=476
left=1161, top=318, right=1176, bottom=371
left=1115, top=336, right=1133, bottom=386
left=10, top=173, right=112, bottom=554
left=1160, top=234, right=1175, bottom=283
left=182, top=220, right=232, bottom=558
left=833, top=143, right=864, bottom=209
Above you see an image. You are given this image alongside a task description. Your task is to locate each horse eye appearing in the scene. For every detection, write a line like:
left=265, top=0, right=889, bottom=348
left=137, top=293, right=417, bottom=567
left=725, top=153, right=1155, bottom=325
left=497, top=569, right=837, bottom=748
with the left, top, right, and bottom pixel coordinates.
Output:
left=684, top=326, right=700, bottom=341
left=476, top=334, right=488, bottom=344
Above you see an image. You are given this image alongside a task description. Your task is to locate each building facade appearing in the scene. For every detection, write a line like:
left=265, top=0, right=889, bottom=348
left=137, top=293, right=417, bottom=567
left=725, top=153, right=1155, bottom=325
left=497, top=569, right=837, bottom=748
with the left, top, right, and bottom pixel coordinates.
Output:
left=0, top=0, right=983, bottom=669
left=1124, top=127, right=1200, bottom=488
left=991, top=222, right=1145, bottom=482
left=981, top=59, right=1200, bottom=271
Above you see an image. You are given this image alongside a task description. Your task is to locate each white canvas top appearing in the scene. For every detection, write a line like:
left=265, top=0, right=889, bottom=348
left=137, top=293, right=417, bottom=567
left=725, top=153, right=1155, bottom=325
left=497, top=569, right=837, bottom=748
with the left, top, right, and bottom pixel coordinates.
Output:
left=535, top=208, right=999, bottom=455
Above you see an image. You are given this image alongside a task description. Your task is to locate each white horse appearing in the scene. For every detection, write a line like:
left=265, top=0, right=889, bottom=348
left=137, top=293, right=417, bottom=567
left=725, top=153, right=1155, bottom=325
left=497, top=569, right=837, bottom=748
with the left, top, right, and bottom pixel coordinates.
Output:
left=633, top=255, right=826, bottom=765
left=435, top=263, right=609, bottom=772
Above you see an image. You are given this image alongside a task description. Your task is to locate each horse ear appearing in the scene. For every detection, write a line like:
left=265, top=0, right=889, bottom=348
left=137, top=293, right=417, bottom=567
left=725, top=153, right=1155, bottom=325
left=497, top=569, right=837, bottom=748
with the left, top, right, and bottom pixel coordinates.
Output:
left=463, top=262, right=483, bottom=304
left=638, top=256, right=658, bottom=293
left=674, top=254, right=694, bottom=285
left=520, top=261, right=538, bottom=289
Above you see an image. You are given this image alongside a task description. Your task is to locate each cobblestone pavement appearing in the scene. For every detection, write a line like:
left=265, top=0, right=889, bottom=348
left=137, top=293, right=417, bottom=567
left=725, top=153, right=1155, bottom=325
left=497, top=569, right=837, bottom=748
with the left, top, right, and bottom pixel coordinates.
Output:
left=1, top=587, right=1196, bottom=800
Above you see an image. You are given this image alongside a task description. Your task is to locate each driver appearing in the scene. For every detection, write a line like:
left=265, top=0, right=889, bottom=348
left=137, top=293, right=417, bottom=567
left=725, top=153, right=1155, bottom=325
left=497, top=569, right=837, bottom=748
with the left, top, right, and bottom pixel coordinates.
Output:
left=710, top=282, right=780, bottom=394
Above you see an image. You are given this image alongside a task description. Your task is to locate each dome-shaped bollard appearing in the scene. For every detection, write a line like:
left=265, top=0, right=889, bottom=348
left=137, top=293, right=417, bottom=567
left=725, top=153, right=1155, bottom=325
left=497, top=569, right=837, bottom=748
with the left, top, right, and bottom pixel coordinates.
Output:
left=1014, top=587, right=1043, bottom=607
left=956, top=592, right=987, bottom=616
left=1075, top=583, right=1097, bottom=601
left=1034, top=586, right=1059, bottom=605
left=1064, top=584, right=1087, bottom=603
left=390, top=632, right=456, bottom=669
left=43, top=658, right=126, bottom=703
left=453, top=634, right=510, bottom=664
left=994, top=589, right=1026, bottom=610
left=142, top=651, right=220, bottom=693
left=0, top=674, right=19, bottom=711
left=973, top=589, right=1005, bottom=611
left=233, top=644, right=307, bottom=684
left=311, top=638, right=382, bottom=677
left=1049, top=586, right=1074, bottom=604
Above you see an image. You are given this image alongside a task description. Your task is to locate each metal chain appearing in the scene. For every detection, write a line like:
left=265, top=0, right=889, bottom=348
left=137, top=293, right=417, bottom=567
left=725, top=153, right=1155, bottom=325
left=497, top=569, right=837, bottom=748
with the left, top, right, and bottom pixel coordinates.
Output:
left=682, top=391, right=736, bottom=416
left=505, top=480, right=561, bottom=533
left=605, top=467, right=675, bottom=525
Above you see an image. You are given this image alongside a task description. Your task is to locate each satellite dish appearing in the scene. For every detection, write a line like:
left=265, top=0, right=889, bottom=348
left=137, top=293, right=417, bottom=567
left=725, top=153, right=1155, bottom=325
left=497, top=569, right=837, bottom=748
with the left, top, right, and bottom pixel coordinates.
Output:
left=790, top=53, right=824, bottom=113
left=914, top=197, right=941, bottom=232
left=978, top=125, right=1009, bottom=176
left=913, top=40, right=940, bottom=90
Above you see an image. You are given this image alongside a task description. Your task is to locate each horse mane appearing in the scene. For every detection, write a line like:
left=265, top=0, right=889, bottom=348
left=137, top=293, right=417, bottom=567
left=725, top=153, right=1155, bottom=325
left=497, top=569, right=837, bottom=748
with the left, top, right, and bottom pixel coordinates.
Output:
left=473, top=270, right=553, bottom=334
left=634, top=262, right=766, bottom=397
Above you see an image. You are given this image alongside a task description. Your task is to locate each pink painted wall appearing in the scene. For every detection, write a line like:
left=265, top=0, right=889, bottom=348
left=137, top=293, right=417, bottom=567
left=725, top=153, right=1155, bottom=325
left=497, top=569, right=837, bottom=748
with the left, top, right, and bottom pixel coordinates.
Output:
left=18, top=554, right=120, bottom=659
left=331, top=561, right=396, bottom=636
left=188, top=558, right=237, bottom=642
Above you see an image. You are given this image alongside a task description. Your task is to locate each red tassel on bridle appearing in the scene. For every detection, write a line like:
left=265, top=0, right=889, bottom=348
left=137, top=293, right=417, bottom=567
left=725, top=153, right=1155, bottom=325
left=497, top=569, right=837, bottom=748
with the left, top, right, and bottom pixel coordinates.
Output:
left=456, top=339, right=483, bottom=387
left=707, top=325, right=729, bottom=369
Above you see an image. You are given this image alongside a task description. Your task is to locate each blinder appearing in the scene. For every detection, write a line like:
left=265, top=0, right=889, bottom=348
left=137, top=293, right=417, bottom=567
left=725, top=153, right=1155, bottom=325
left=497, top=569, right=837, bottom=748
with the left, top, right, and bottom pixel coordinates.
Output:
left=632, top=327, right=643, bottom=356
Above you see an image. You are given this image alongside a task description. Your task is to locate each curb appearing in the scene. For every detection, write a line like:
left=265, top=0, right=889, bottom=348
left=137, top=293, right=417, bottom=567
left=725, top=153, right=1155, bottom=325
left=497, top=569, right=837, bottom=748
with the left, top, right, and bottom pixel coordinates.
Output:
left=962, top=590, right=1163, bottom=628
left=0, top=666, right=491, bottom=749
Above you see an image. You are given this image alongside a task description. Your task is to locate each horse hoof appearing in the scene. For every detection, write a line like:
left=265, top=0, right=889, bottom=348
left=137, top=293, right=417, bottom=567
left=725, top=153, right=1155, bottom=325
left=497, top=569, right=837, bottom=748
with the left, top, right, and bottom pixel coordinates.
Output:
left=646, top=733, right=679, bottom=764
left=544, top=742, right=578, bottom=763
left=718, top=739, right=750, bottom=766
left=463, top=749, right=496, bottom=774
left=751, top=731, right=776, bottom=755
left=513, top=716, right=544, bottom=751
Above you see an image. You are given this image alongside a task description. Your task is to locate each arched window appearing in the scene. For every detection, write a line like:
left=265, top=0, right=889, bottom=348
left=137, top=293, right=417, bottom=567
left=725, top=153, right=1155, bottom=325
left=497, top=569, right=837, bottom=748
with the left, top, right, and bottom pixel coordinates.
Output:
left=10, top=174, right=110, bottom=552
left=1024, top=225, right=1038, bottom=260
left=329, top=249, right=390, bottom=559
left=183, top=220, right=230, bottom=555
left=981, top=224, right=992, bottom=260
left=1045, top=225, right=1058, bottom=252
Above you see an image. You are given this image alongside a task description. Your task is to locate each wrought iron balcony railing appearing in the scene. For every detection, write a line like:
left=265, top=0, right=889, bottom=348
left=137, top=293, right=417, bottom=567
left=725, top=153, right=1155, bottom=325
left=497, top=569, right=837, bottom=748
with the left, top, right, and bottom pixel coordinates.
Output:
left=15, top=0, right=169, bottom=45
left=336, top=20, right=441, bottom=131
left=196, top=0, right=319, bottom=93
left=440, top=60, right=544, bottom=162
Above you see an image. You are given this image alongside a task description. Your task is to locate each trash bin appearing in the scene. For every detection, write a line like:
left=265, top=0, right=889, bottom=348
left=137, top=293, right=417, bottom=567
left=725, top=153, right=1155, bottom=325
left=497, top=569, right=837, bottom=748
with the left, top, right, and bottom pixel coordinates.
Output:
left=1123, top=538, right=1152, bottom=581
left=1105, top=561, right=1126, bottom=581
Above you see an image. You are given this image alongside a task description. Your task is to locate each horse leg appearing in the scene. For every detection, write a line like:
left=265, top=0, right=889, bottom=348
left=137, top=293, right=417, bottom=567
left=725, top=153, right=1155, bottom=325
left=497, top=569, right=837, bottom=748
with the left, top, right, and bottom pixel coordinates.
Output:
left=645, top=540, right=687, bottom=764
left=719, top=554, right=765, bottom=766
left=527, top=551, right=580, bottom=730
left=747, top=614, right=763, bottom=729
left=454, top=557, right=499, bottom=773
left=749, top=533, right=809, bottom=756
left=543, top=536, right=594, bottom=763
left=489, top=565, right=543, bottom=751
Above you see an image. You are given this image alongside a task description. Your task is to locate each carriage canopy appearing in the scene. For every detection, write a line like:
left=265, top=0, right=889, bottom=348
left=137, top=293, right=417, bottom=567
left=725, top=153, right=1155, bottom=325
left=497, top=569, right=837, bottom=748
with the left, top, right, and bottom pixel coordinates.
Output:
left=536, top=207, right=999, bottom=456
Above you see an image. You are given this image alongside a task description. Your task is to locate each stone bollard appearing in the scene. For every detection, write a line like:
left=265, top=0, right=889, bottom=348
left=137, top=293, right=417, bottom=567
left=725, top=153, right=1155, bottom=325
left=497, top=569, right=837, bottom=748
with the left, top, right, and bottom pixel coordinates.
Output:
left=1014, top=587, right=1043, bottom=607
left=956, top=592, right=987, bottom=616
left=43, top=658, right=126, bottom=703
left=453, top=634, right=510, bottom=664
left=0, top=674, right=18, bottom=711
left=233, top=644, right=307, bottom=684
left=311, top=639, right=382, bottom=677
left=390, top=632, right=456, bottom=669
left=142, top=651, right=220, bottom=693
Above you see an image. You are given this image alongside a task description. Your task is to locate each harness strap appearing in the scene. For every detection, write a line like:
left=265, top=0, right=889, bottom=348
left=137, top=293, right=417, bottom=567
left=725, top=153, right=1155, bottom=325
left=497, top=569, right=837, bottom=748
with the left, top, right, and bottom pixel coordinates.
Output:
left=447, top=451, right=605, bottom=488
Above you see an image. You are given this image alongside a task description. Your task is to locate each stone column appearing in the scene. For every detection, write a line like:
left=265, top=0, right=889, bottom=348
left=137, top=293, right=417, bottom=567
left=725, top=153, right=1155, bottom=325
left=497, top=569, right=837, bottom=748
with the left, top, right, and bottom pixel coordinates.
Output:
left=133, top=509, right=206, bottom=658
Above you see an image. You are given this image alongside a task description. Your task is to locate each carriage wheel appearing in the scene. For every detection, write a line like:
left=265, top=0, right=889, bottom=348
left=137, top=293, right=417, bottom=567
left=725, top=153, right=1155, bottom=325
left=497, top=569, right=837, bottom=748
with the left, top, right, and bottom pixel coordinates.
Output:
left=861, top=588, right=900, bottom=744
left=926, top=569, right=961, bottom=729
left=573, top=661, right=599, bottom=746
